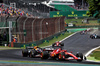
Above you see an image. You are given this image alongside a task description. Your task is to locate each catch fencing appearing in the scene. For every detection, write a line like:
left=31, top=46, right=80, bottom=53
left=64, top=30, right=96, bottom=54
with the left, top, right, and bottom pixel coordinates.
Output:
left=0, top=16, right=65, bottom=46
left=17, top=16, right=65, bottom=43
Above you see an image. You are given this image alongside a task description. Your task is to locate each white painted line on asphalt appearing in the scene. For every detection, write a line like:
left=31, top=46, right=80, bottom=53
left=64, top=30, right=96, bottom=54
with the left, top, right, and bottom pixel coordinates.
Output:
left=85, top=28, right=100, bottom=62
left=59, top=32, right=78, bottom=42
left=42, top=32, right=78, bottom=48
left=85, top=46, right=100, bottom=57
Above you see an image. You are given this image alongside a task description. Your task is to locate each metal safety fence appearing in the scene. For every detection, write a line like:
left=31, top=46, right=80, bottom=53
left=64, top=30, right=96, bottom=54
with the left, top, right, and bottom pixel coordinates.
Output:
left=0, top=16, right=65, bottom=42
left=0, top=16, right=65, bottom=46
left=17, top=16, right=65, bottom=43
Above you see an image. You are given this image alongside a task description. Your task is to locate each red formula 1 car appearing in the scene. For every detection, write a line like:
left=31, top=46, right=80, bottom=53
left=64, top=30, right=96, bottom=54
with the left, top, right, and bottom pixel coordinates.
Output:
left=41, top=48, right=85, bottom=62
left=52, top=41, right=64, bottom=47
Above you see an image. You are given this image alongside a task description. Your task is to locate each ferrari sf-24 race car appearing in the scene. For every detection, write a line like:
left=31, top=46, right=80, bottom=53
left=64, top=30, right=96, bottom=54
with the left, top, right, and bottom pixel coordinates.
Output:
left=41, top=48, right=86, bottom=62
left=52, top=41, right=64, bottom=47
left=22, top=46, right=86, bottom=62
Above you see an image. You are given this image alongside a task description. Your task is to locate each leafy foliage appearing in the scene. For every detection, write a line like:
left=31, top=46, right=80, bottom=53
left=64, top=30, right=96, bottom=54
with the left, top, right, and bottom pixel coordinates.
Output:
left=86, top=0, right=100, bottom=18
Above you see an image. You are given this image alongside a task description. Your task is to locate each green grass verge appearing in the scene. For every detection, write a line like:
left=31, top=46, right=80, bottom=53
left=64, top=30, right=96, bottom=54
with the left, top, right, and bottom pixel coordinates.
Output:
left=87, top=57, right=100, bottom=62
left=88, top=48, right=100, bottom=61
left=38, top=32, right=73, bottom=47
left=65, top=19, right=98, bottom=25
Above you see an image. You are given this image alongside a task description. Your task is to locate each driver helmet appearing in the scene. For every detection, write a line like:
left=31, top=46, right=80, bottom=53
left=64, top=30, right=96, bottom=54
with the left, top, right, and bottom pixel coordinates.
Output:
left=34, top=46, right=38, bottom=49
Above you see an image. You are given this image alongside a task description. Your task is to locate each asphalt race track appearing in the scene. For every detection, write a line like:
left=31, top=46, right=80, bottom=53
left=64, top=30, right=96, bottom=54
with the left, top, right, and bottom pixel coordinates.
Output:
left=0, top=32, right=100, bottom=65
left=62, top=32, right=100, bottom=55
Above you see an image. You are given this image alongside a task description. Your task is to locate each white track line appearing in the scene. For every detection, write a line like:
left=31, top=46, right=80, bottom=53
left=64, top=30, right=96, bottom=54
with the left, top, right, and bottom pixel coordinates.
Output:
left=85, top=29, right=100, bottom=62
left=59, top=32, right=78, bottom=42
left=42, top=32, right=78, bottom=48
left=85, top=46, right=100, bottom=57
left=85, top=46, right=100, bottom=62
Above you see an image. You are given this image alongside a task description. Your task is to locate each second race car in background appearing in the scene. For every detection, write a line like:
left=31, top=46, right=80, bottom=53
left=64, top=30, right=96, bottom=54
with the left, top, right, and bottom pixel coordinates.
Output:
left=22, top=46, right=34, bottom=57
left=80, top=30, right=87, bottom=35
left=29, top=46, right=43, bottom=58
left=52, top=41, right=64, bottom=47
left=90, top=34, right=100, bottom=39
left=22, top=46, right=54, bottom=58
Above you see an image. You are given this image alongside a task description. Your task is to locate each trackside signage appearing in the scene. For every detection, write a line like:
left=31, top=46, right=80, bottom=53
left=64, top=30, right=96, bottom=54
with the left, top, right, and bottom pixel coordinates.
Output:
left=23, top=30, right=26, bottom=36
left=50, top=11, right=88, bottom=17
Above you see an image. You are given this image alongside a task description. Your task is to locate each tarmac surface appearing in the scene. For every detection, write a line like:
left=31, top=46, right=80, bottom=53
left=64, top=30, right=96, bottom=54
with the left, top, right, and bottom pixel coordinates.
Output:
left=62, top=32, right=100, bottom=55
left=0, top=30, right=100, bottom=66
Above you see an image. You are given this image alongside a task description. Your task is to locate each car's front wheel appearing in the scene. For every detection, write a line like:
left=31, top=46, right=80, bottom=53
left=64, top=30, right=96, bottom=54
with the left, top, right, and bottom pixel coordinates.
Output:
left=76, top=53, right=83, bottom=62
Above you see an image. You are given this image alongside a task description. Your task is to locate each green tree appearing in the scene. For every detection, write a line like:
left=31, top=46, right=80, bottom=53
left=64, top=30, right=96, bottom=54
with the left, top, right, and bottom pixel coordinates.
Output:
left=86, top=0, right=100, bottom=18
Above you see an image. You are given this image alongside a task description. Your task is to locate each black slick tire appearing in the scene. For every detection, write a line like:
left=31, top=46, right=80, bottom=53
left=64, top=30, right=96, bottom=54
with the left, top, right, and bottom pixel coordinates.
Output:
left=22, top=49, right=28, bottom=57
left=76, top=53, right=83, bottom=62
